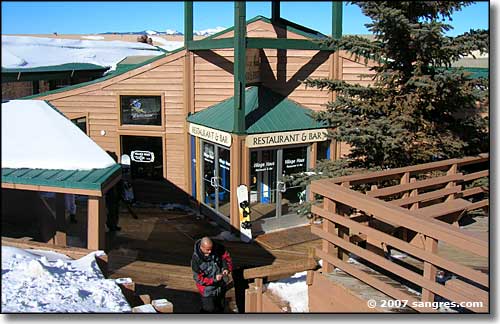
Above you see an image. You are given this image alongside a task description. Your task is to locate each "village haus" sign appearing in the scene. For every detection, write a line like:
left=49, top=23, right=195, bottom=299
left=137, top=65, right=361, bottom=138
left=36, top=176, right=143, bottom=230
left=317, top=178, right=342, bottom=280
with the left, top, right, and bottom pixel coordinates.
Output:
left=246, top=129, right=328, bottom=148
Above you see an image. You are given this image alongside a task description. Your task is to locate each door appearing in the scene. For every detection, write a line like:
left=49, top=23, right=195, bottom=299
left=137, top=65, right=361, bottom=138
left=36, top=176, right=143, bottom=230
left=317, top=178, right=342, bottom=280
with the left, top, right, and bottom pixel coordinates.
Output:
left=200, top=141, right=231, bottom=219
left=250, top=145, right=309, bottom=232
left=121, top=135, right=163, bottom=180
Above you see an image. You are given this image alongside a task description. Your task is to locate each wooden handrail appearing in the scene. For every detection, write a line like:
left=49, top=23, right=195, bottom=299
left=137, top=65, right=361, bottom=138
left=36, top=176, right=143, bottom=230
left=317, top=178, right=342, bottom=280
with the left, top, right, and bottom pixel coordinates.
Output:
left=243, top=258, right=318, bottom=280
left=311, top=205, right=488, bottom=287
left=316, top=153, right=488, bottom=186
left=311, top=182, right=488, bottom=257
left=313, top=229, right=487, bottom=312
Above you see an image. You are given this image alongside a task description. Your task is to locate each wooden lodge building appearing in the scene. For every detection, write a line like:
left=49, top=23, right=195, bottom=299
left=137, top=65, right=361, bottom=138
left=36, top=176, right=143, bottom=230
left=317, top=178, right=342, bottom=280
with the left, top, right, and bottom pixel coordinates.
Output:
left=26, top=3, right=378, bottom=234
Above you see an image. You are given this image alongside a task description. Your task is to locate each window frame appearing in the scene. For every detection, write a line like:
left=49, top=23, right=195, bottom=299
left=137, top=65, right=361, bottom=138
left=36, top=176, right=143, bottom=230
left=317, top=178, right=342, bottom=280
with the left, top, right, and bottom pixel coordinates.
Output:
left=116, top=92, right=165, bottom=131
left=67, top=112, right=89, bottom=135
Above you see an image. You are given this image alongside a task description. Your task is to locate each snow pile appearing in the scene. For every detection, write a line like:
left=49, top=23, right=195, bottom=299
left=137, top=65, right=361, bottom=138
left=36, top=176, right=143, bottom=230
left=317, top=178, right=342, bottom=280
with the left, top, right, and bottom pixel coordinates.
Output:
left=81, top=35, right=105, bottom=40
left=148, top=36, right=183, bottom=51
left=1, top=246, right=131, bottom=313
left=2, top=100, right=116, bottom=170
left=266, top=271, right=309, bottom=312
left=2, top=35, right=163, bottom=71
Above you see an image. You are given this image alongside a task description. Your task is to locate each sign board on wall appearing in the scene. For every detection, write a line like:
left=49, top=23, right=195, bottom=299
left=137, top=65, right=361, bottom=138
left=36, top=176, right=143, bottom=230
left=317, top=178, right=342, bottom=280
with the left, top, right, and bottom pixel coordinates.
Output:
left=188, top=123, right=232, bottom=147
left=246, top=129, right=328, bottom=148
left=131, top=150, right=155, bottom=163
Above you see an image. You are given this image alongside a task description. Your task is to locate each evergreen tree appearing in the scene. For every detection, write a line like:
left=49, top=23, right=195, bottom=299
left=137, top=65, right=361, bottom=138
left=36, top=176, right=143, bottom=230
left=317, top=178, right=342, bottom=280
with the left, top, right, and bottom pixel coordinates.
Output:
left=290, top=1, right=489, bottom=215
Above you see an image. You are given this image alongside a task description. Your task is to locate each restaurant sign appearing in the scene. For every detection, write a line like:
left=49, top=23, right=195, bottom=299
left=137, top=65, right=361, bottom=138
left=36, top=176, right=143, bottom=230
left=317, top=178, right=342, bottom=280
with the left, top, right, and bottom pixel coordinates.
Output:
left=188, top=123, right=232, bottom=147
left=246, top=129, right=328, bottom=148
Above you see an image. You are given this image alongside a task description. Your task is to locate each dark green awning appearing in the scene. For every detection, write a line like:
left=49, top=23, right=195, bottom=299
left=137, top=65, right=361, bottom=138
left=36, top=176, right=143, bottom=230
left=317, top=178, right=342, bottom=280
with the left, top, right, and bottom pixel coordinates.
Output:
left=187, top=86, right=327, bottom=134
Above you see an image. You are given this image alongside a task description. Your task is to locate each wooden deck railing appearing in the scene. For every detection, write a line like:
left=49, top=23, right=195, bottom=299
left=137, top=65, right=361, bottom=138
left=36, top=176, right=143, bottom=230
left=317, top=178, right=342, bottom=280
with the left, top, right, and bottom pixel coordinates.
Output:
left=243, top=256, right=319, bottom=312
left=310, top=154, right=489, bottom=313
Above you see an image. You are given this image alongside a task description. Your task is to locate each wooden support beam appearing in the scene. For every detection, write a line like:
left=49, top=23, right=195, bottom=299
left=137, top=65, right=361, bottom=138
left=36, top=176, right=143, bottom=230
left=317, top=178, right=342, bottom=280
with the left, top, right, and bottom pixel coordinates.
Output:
left=332, top=1, right=343, bottom=39
left=233, top=1, right=246, bottom=134
left=187, top=38, right=235, bottom=50
left=87, top=196, right=105, bottom=250
left=246, top=37, right=333, bottom=50
left=54, top=193, right=67, bottom=246
left=184, top=1, right=193, bottom=47
left=230, top=135, right=243, bottom=230
left=271, top=1, right=280, bottom=22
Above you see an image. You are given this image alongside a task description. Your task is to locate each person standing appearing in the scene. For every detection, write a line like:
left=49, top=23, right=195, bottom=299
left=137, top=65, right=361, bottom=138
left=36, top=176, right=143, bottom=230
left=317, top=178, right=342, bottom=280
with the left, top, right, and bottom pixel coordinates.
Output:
left=65, top=194, right=77, bottom=224
left=191, top=237, right=233, bottom=313
left=105, top=183, right=121, bottom=232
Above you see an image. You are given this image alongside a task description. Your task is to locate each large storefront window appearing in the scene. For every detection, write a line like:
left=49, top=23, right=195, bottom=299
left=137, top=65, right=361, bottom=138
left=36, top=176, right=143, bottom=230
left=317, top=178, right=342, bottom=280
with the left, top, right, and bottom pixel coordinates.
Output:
left=201, top=141, right=231, bottom=219
left=249, top=145, right=309, bottom=232
left=120, top=95, right=161, bottom=126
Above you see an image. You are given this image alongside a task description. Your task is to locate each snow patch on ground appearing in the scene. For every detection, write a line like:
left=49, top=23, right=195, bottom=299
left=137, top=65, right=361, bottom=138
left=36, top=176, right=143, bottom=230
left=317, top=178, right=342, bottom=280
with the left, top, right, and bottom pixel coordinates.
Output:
left=81, top=35, right=105, bottom=40
left=1, top=246, right=131, bottom=313
left=266, top=271, right=309, bottom=312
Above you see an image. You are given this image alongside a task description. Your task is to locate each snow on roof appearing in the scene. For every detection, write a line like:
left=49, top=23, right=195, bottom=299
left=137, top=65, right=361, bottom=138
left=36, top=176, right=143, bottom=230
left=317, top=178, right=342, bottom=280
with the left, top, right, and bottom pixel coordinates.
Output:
left=1, top=100, right=116, bottom=170
left=1, top=246, right=131, bottom=313
left=1, top=35, right=164, bottom=71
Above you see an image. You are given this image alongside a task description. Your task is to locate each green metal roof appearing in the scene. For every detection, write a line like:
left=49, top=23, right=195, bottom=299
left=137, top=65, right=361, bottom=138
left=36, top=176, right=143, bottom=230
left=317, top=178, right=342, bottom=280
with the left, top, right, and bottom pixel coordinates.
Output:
left=21, top=16, right=327, bottom=100
left=187, top=86, right=326, bottom=134
left=2, top=63, right=109, bottom=74
left=2, top=164, right=121, bottom=192
left=462, top=67, right=488, bottom=79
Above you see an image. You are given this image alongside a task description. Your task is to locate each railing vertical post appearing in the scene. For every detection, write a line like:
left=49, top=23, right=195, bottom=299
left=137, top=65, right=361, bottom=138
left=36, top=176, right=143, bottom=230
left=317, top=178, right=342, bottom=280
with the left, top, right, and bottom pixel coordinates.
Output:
left=422, top=236, right=439, bottom=302
left=322, top=197, right=337, bottom=272
left=409, top=178, right=418, bottom=211
left=400, top=172, right=410, bottom=199
left=255, top=278, right=263, bottom=312
left=446, top=163, right=458, bottom=202
left=337, top=182, right=350, bottom=261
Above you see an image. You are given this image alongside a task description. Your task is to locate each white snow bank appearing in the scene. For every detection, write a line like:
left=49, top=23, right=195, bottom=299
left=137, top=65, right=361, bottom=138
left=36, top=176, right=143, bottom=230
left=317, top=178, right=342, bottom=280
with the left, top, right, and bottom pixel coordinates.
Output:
left=1, top=246, right=131, bottom=313
left=81, top=35, right=105, bottom=40
left=266, top=271, right=309, bottom=312
left=2, top=35, right=163, bottom=71
left=149, top=36, right=183, bottom=51
left=194, top=27, right=226, bottom=36
left=1, top=100, right=116, bottom=170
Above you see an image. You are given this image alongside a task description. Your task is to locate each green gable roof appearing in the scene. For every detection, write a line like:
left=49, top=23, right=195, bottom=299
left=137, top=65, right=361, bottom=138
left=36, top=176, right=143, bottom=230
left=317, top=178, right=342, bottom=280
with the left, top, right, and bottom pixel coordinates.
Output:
left=187, top=86, right=326, bottom=134
left=2, top=164, right=121, bottom=192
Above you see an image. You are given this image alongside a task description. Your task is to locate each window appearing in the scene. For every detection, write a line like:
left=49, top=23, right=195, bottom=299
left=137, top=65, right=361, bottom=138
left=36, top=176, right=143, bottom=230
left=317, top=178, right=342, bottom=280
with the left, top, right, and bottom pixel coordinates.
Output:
left=317, top=140, right=331, bottom=161
left=120, top=95, right=162, bottom=126
left=71, top=116, right=87, bottom=134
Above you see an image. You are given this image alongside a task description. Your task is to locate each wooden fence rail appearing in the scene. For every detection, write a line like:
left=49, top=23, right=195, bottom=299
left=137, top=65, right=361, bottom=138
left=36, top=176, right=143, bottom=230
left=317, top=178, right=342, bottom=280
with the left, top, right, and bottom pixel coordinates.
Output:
left=310, top=154, right=489, bottom=313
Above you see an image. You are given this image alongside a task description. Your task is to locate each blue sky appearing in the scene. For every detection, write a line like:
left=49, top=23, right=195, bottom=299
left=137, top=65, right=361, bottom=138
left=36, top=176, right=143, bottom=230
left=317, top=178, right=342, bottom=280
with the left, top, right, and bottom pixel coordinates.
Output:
left=1, top=1, right=490, bottom=36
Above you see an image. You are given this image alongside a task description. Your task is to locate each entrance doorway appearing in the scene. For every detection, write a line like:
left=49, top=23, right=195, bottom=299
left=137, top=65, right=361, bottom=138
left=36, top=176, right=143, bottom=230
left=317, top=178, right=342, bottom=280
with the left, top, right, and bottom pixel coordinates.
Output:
left=249, top=145, right=309, bottom=232
left=200, top=141, right=231, bottom=220
left=121, top=135, right=163, bottom=180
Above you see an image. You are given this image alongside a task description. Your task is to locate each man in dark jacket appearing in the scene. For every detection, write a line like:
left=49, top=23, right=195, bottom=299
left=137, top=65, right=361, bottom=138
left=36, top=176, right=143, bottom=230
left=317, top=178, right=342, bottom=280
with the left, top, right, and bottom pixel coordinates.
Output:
left=191, top=236, right=233, bottom=313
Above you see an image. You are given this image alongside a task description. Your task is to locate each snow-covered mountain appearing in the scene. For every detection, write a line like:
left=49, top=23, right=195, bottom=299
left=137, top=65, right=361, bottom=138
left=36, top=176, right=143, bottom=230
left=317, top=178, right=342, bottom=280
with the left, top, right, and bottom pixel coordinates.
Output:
left=99, top=26, right=226, bottom=37
left=193, top=27, right=226, bottom=36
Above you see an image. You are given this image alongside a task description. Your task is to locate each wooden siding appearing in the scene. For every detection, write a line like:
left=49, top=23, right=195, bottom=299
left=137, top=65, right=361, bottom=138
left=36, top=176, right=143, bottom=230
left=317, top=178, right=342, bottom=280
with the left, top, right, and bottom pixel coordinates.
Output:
left=45, top=55, right=187, bottom=190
